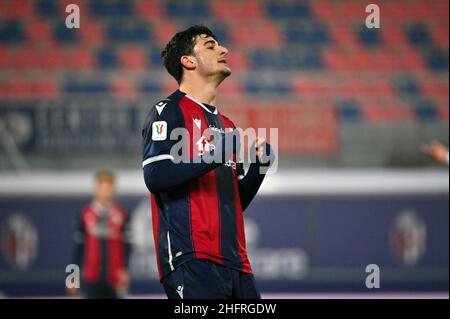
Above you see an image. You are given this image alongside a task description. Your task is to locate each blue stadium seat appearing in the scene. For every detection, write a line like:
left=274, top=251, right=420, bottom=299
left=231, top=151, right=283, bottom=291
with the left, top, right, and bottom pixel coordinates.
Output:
left=415, top=99, right=438, bottom=121
left=140, top=80, right=163, bottom=94
left=251, top=50, right=323, bottom=70
left=107, top=22, right=150, bottom=43
left=285, top=23, right=329, bottom=46
left=54, top=20, right=78, bottom=43
left=131, top=23, right=150, bottom=42
left=90, top=0, right=132, bottom=16
left=358, top=26, right=382, bottom=46
left=244, top=82, right=292, bottom=95
left=115, top=0, right=133, bottom=16
left=266, top=1, right=311, bottom=18
left=36, top=0, right=58, bottom=17
left=300, top=50, right=324, bottom=69
left=406, top=23, right=431, bottom=46
left=166, top=1, right=209, bottom=18
left=209, top=23, right=229, bottom=46
left=149, top=50, right=163, bottom=67
left=425, top=48, right=449, bottom=70
left=0, top=20, right=24, bottom=44
left=97, top=48, right=118, bottom=68
left=63, top=81, right=110, bottom=94
left=394, top=76, right=421, bottom=96
left=337, top=101, right=361, bottom=122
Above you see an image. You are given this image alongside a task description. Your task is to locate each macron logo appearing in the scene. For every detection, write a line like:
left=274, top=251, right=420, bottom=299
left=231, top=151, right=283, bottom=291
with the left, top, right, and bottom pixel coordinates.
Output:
left=176, top=285, right=184, bottom=299
left=156, top=102, right=167, bottom=115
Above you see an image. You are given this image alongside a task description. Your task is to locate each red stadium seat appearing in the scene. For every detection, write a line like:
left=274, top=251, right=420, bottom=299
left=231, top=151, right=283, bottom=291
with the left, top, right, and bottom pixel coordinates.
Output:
left=151, top=19, right=178, bottom=46
left=63, top=47, right=95, bottom=70
left=383, top=1, right=408, bottom=21
left=421, top=77, right=449, bottom=97
left=212, top=0, right=264, bottom=21
left=226, top=49, right=249, bottom=71
left=323, top=50, right=348, bottom=70
left=382, top=27, right=408, bottom=47
left=58, top=0, right=87, bottom=14
left=431, top=26, right=449, bottom=49
left=437, top=103, right=449, bottom=121
left=328, top=24, right=358, bottom=46
left=310, top=1, right=334, bottom=20
left=395, top=46, right=426, bottom=70
left=0, top=0, right=33, bottom=19
left=0, top=78, right=57, bottom=98
left=39, top=46, right=63, bottom=70
left=78, top=19, right=104, bottom=46
left=292, top=78, right=332, bottom=98
left=26, top=19, right=52, bottom=45
left=119, top=46, right=148, bottom=70
left=230, top=21, right=282, bottom=48
left=362, top=103, right=414, bottom=123
left=135, top=0, right=164, bottom=20
left=11, top=47, right=40, bottom=70
left=30, top=80, right=58, bottom=98
left=333, top=1, right=363, bottom=21
left=9, top=80, right=28, bottom=97
left=112, top=78, right=136, bottom=98
left=370, top=50, right=397, bottom=70
left=217, top=76, right=242, bottom=96
left=163, top=77, right=179, bottom=95
left=0, top=46, right=13, bottom=69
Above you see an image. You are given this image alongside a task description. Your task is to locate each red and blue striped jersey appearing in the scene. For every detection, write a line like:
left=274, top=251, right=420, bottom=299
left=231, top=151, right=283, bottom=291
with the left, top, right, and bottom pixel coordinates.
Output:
left=142, top=90, right=251, bottom=280
left=73, top=202, right=130, bottom=285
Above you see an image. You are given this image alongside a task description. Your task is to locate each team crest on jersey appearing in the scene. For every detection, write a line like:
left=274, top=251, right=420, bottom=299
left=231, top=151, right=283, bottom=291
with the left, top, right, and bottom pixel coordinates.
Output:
left=196, top=136, right=215, bottom=155
left=152, top=121, right=167, bottom=141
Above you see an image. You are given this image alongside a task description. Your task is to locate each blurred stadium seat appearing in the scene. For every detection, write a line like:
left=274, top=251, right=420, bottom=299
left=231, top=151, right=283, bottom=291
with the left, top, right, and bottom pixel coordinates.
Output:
left=0, top=0, right=448, bottom=169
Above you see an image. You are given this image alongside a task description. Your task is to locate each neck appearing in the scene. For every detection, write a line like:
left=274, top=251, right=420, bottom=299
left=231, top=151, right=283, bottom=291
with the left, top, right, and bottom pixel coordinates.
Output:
left=95, top=199, right=112, bottom=209
left=179, top=78, right=220, bottom=106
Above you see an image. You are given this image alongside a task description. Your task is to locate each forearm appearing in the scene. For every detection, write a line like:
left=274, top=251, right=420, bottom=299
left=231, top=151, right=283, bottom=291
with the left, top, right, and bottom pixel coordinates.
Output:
left=144, top=132, right=238, bottom=193
left=144, top=156, right=224, bottom=193
left=72, top=242, right=84, bottom=268
left=238, top=163, right=267, bottom=211
left=239, top=142, right=275, bottom=211
left=124, top=242, right=132, bottom=268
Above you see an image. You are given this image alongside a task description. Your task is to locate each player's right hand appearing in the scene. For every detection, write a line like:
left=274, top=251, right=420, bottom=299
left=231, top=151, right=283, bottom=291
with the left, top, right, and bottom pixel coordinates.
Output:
left=66, top=287, right=80, bottom=297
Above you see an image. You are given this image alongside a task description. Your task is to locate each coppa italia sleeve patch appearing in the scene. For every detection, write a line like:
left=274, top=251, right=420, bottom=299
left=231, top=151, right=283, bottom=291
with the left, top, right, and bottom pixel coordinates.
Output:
left=152, top=121, right=168, bottom=141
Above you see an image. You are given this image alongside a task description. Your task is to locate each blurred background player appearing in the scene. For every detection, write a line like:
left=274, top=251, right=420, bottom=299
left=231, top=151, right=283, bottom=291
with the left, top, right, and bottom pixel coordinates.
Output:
left=422, top=141, right=449, bottom=165
left=68, top=170, right=132, bottom=299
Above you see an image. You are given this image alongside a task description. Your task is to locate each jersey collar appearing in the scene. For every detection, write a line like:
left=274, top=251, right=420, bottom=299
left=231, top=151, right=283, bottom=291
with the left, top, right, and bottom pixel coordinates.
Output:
left=184, top=94, right=219, bottom=115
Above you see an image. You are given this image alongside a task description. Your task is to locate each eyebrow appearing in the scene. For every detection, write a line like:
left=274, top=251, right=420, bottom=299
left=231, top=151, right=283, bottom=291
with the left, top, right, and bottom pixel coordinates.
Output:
left=203, top=39, right=217, bottom=47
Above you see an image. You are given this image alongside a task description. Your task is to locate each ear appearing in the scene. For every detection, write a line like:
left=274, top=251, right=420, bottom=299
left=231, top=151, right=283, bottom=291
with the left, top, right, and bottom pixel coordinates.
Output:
left=180, top=55, right=196, bottom=70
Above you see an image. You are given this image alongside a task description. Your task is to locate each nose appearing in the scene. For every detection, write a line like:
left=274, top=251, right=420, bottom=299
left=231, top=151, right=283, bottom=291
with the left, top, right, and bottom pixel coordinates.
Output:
left=219, top=45, right=228, bottom=56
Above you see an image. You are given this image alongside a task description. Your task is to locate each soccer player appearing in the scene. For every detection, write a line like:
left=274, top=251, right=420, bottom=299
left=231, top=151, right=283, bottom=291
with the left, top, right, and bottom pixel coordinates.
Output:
left=422, top=141, right=449, bottom=166
left=68, top=170, right=132, bottom=299
left=142, top=25, right=275, bottom=299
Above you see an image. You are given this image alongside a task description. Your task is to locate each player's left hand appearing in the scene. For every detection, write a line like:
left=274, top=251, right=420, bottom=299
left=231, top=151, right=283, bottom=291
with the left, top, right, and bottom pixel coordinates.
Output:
left=421, top=140, right=448, bottom=164
left=117, top=269, right=130, bottom=288
left=255, top=137, right=275, bottom=166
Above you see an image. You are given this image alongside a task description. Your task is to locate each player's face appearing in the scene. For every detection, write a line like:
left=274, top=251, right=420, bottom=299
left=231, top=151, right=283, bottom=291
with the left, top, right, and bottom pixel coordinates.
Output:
left=192, top=34, right=231, bottom=80
left=95, top=179, right=115, bottom=204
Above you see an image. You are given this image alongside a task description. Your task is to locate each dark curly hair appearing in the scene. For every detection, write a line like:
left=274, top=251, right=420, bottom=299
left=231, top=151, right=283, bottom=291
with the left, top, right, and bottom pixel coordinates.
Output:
left=161, top=25, right=217, bottom=84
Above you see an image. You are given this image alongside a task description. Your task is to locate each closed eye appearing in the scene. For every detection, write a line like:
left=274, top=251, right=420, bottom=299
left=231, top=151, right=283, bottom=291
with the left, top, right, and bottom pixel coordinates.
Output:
left=204, top=39, right=217, bottom=50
